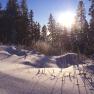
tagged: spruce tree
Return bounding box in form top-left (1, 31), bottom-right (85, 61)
top-left (88, 0), bottom-right (94, 54)
top-left (62, 27), bottom-right (71, 52)
top-left (76, 0), bottom-right (86, 30)
top-left (0, 2), bottom-right (2, 10)
top-left (89, 0), bottom-right (94, 31)
top-left (48, 14), bottom-right (56, 46)
top-left (20, 0), bottom-right (29, 45)
top-left (21, 0), bottom-right (28, 17)
top-left (29, 10), bottom-right (34, 38)
top-left (6, 0), bottom-right (19, 43)
top-left (36, 22), bottom-right (40, 41)
top-left (29, 10), bottom-right (34, 24)
top-left (41, 25), bottom-right (47, 41)
top-left (73, 0), bottom-right (89, 54)
top-left (6, 0), bottom-right (19, 17)
top-left (28, 10), bottom-right (34, 45)
top-left (0, 2), bottom-right (2, 43)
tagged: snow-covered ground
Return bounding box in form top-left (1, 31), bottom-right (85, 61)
top-left (0, 46), bottom-right (94, 94)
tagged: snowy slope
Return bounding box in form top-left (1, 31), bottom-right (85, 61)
top-left (0, 46), bottom-right (94, 94)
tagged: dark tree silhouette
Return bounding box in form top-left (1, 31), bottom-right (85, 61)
top-left (87, 0), bottom-right (94, 54)
top-left (0, 2), bottom-right (2, 10)
top-left (5, 0), bottom-right (19, 43)
top-left (89, 0), bottom-right (94, 31)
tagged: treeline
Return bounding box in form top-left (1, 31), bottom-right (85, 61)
top-left (0, 0), bottom-right (40, 46)
top-left (0, 0), bottom-right (94, 55)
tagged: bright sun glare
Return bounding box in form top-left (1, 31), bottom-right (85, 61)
top-left (57, 11), bottom-right (75, 28)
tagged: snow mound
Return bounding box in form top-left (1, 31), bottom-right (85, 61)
top-left (55, 53), bottom-right (81, 68)
top-left (5, 46), bottom-right (27, 56)
top-left (21, 53), bottom-right (83, 68)
top-left (22, 55), bottom-right (50, 68)
top-left (0, 51), bottom-right (11, 60)
top-left (0, 46), bottom-right (84, 68)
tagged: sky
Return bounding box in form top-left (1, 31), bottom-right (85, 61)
top-left (1, 0), bottom-right (90, 26)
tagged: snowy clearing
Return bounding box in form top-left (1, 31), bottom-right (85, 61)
top-left (0, 46), bottom-right (94, 94)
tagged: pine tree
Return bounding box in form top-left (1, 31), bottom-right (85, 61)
top-left (41, 25), bottom-right (47, 41)
top-left (20, 0), bottom-right (29, 45)
top-left (28, 10), bottom-right (34, 45)
top-left (6, 0), bottom-right (19, 17)
top-left (0, 2), bottom-right (2, 43)
top-left (5, 0), bottom-right (19, 43)
top-left (88, 0), bottom-right (94, 54)
top-left (0, 2), bottom-right (2, 10)
top-left (48, 14), bottom-right (56, 46)
top-left (29, 10), bottom-right (33, 24)
top-left (29, 10), bottom-right (34, 38)
top-left (36, 22), bottom-right (40, 41)
top-left (76, 0), bottom-right (87, 31)
top-left (21, 0), bottom-right (28, 17)
top-left (89, 0), bottom-right (94, 31)
top-left (72, 0), bottom-right (89, 54)
top-left (62, 27), bottom-right (71, 52)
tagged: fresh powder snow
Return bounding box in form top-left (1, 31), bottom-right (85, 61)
top-left (0, 46), bottom-right (94, 94)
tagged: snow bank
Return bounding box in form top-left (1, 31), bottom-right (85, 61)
top-left (4, 46), bottom-right (27, 56)
top-left (55, 53), bottom-right (80, 68)
top-left (0, 46), bottom-right (83, 68)
top-left (0, 51), bottom-right (11, 60)
top-left (0, 46), bottom-right (93, 94)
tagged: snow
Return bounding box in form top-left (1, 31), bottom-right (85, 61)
top-left (0, 46), bottom-right (94, 94)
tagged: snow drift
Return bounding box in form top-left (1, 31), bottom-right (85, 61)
top-left (0, 46), bottom-right (83, 68)
top-left (55, 53), bottom-right (80, 68)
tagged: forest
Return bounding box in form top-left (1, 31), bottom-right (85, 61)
top-left (0, 0), bottom-right (94, 56)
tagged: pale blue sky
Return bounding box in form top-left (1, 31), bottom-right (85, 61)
top-left (1, 0), bottom-right (90, 26)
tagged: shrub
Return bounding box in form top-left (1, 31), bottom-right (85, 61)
top-left (34, 41), bottom-right (51, 55)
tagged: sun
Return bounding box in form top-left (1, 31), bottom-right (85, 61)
top-left (57, 11), bottom-right (75, 28)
